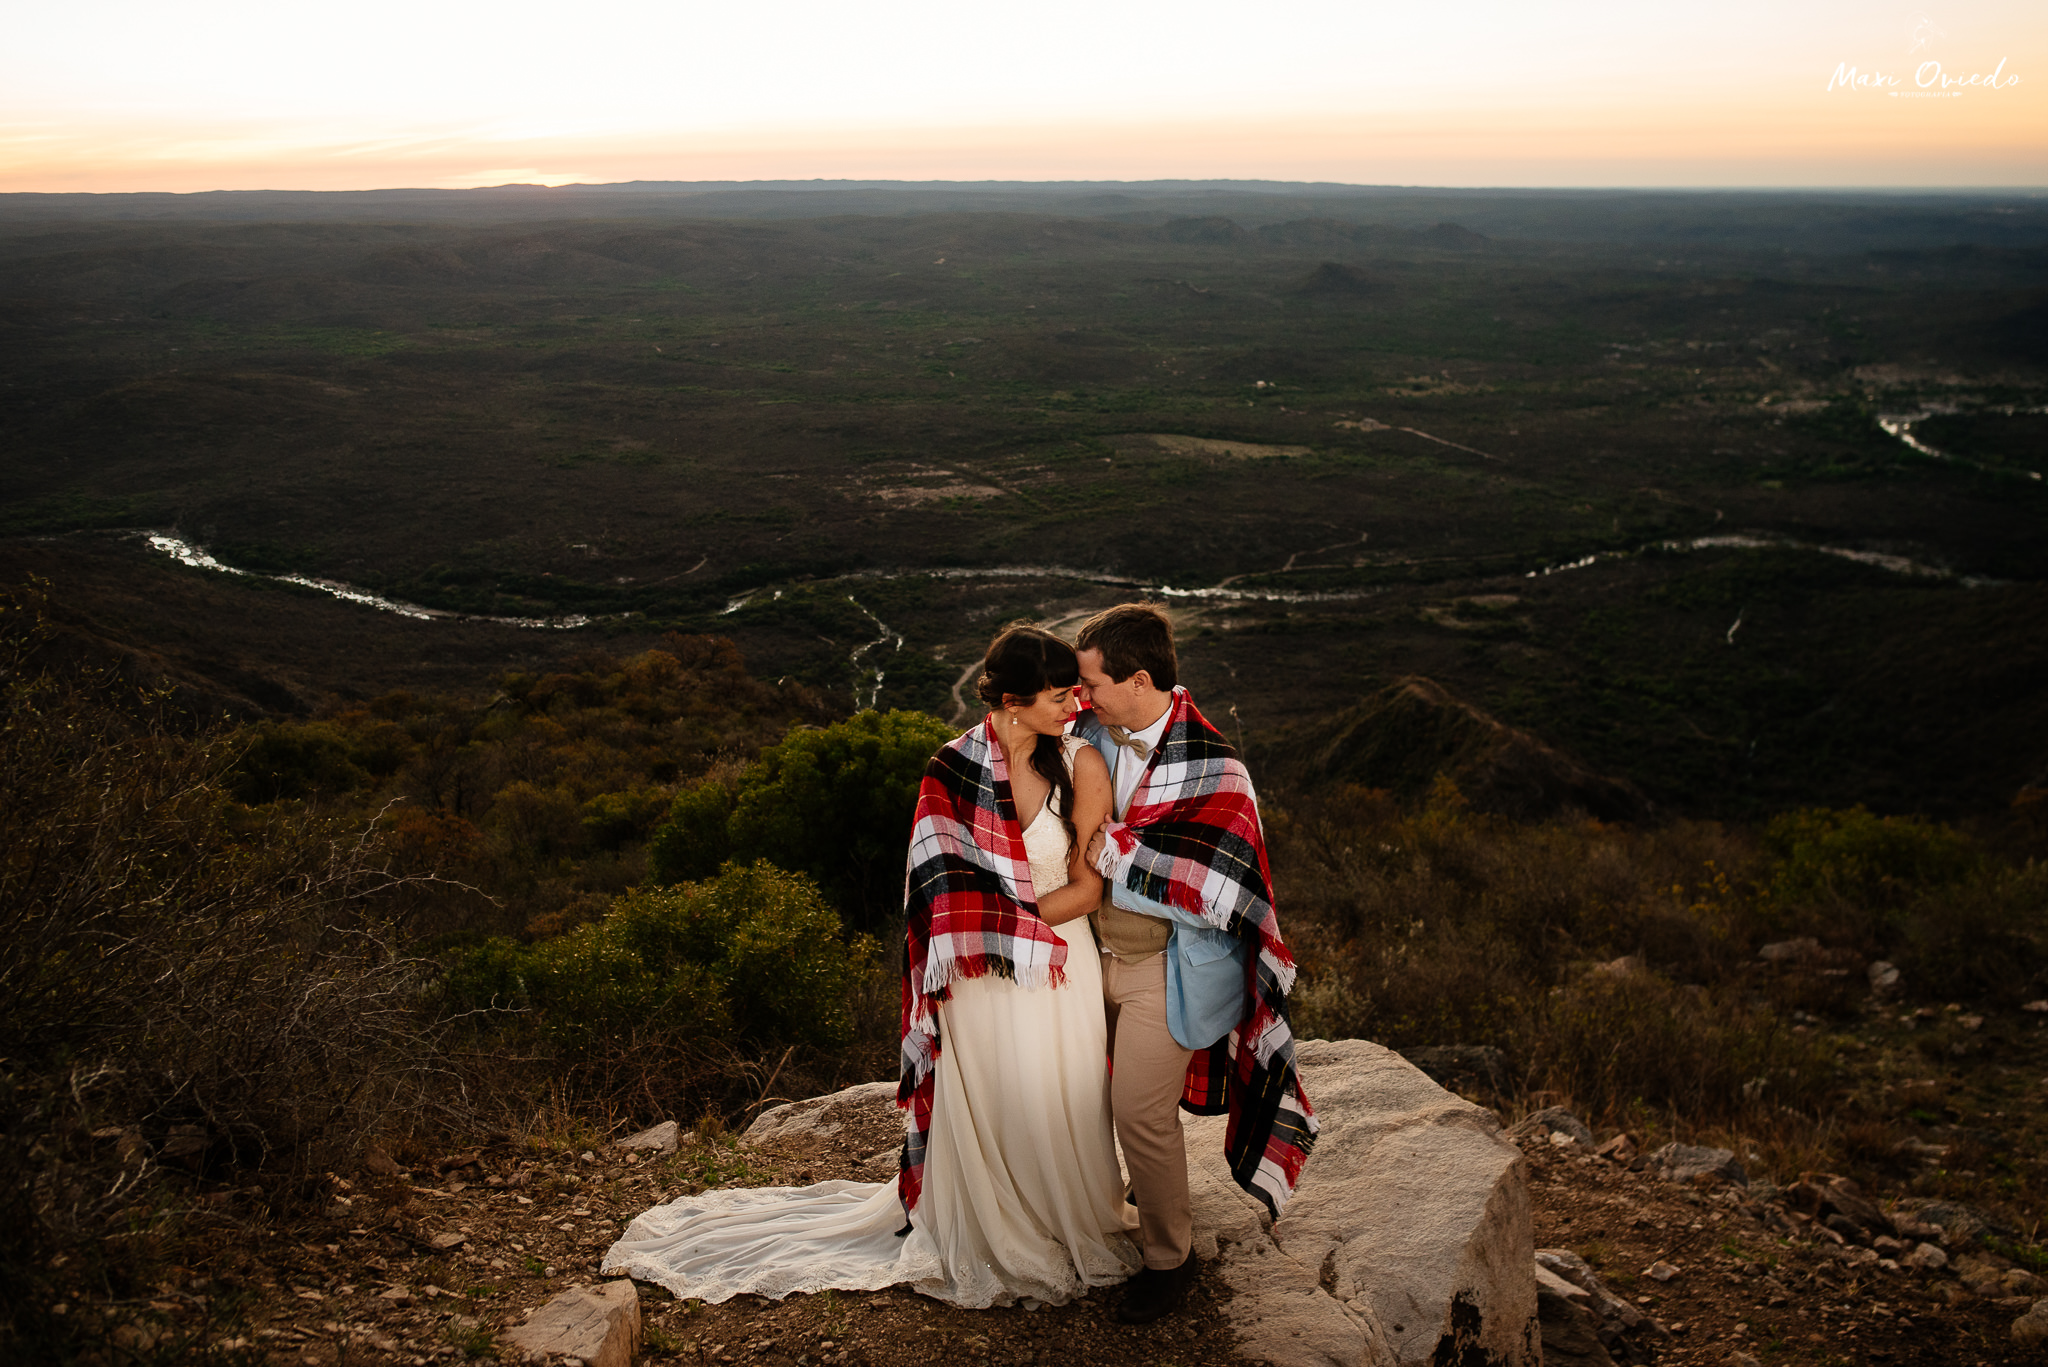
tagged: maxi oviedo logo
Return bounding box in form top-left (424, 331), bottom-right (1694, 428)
top-left (1827, 13), bottom-right (2020, 96)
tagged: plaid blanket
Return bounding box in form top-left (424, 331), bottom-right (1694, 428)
top-left (1080, 690), bottom-right (1317, 1217)
top-left (896, 718), bottom-right (1067, 1218)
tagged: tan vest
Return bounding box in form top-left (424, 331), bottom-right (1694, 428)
top-left (1094, 888), bottom-right (1170, 960)
top-left (1091, 750), bottom-right (1169, 960)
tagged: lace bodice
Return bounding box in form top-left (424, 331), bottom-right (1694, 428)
top-left (1021, 735), bottom-right (1085, 899)
top-left (1023, 805), bottom-right (1071, 900)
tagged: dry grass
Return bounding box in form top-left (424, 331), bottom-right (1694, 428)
top-left (1275, 778), bottom-right (2048, 1132)
top-left (0, 581), bottom-right (454, 1358)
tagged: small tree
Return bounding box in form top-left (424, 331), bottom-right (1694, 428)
top-left (647, 709), bottom-right (956, 930)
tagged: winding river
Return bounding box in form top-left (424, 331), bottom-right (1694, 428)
top-left (143, 533), bottom-right (599, 629)
top-left (143, 511), bottom-right (2005, 665)
top-left (1876, 409), bottom-right (2044, 482)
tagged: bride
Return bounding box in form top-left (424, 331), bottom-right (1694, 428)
top-left (602, 624), bottom-right (1141, 1308)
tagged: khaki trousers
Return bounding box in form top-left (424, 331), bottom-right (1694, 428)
top-left (1100, 950), bottom-right (1195, 1270)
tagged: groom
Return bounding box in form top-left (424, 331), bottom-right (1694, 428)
top-left (1072, 604), bottom-right (1315, 1326)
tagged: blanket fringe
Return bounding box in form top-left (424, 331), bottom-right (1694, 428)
top-left (921, 951), bottom-right (1066, 996)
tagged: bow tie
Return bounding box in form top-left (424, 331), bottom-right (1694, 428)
top-left (1105, 725), bottom-right (1152, 761)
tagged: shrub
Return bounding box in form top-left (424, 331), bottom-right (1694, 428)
top-left (646, 709), bottom-right (957, 930)
top-left (1897, 859), bottom-right (2048, 1000)
top-left (580, 785), bottom-right (671, 850)
top-left (0, 580), bottom-right (442, 1358)
top-left (1763, 805), bottom-right (1977, 912)
top-left (1529, 970), bottom-right (1832, 1120)
top-left (1278, 784), bottom-right (2048, 1131)
top-left (225, 720), bottom-right (370, 803)
top-left (443, 861), bottom-right (883, 1115)
top-left (646, 775), bottom-right (737, 883)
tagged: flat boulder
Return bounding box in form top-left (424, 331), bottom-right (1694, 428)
top-left (1644, 1142), bottom-right (1747, 1188)
top-left (744, 1081), bottom-right (898, 1144)
top-left (729, 1043), bottom-right (1538, 1366)
top-left (1186, 1038), bottom-right (1537, 1367)
top-left (505, 1280), bottom-right (640, 1367)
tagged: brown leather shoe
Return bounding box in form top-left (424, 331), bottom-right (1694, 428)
top-left (1116, 1251), bottom-right (1197, 1324)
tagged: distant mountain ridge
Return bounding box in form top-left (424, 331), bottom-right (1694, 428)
top-left (1260, 676), bottom-right (1654, 824)
top-left (2, 182), bottom-right (2042, 255)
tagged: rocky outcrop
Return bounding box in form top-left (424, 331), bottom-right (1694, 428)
top-left (745, 1081), bottom-right (898, 1144)
top-left (1184, 1038), bottom-right (1536, 1367)
top-left (742, 1043), bottom-right (1535, 1366)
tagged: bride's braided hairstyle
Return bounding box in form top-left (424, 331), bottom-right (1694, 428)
top-left (976, 624), bottom-right (1080, 857)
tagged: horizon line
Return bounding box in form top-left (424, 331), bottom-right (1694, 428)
top-left (6, 177), bottom-right (2048, 200)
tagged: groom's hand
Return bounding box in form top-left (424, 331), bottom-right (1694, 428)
top-left (1085, 827), bottom-right (1107, 872)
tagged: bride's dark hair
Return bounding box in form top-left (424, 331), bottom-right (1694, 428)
top-left (976, 624), bottom-right (1080, 856)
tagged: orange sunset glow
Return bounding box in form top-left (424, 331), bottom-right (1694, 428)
top-left (4, 0), bottom-right (2042, 193)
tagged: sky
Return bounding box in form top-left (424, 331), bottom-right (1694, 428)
top-left (2, 0), bottom-right (2043, 194)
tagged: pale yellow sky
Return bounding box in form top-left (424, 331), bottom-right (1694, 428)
top-left (3, 1), bottom-right (2042, 192)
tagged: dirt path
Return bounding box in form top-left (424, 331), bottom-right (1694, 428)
top-left (946, 607), bottom-right (1098, 723)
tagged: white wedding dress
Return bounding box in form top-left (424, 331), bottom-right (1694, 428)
top-left (601, 736), bottom-right (1140, 1308)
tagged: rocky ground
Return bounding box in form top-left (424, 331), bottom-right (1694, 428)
top-left (76, 999), bottom-right (2048, 1366)
top-left (99, 1102), bottom-right (1244, 1367)
top-left (1517, 1115), bottom-right (2048, 1367)
top-left (94, 1109), bottom-right (2047, 1367)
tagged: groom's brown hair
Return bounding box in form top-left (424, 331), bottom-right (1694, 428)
top-left (1075, 603), bottom-right (1177, 692)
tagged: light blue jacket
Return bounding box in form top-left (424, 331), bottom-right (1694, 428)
top-left (1080, 718), bottom-right (1251, 1051)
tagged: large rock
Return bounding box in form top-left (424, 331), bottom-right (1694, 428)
top-left (745, 1081), bottom-right (898, 1144)
top-left (505, 1280), bottom-right (640, 1367)
top-left (1186, 1038), bottom-right (1536, 1367)
top-left (732, 1043), bottom-right (1536, 1367)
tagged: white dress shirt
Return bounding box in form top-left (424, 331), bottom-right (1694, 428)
top-left (1111, 705), bottom-right (1173, 818)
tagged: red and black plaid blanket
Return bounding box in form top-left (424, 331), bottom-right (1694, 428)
top-left (895, 718), bottom-right (1067, 1218)
top-left (1082, 690), bottom-right (1317, 1217)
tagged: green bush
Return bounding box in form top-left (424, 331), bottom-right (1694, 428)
top-left (226, 720), bottom-right (369, 804)
top-left (579, 785), bottom-right (671, 850)
top-left (646, 709), bottom-right (957, 929)
top-left (447, 860), bottom-right (877, 1055)
top-left (1763, 806), bottom-right (1977, 912)
top-left (646, 775), bottom-right (737, 882)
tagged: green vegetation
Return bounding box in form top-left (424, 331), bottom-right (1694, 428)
top-left (3, 193), bottom-right (2041, 818)
top-left (1278, 776), bottom-right (2048, 1219)
top-left (647, 708), bottom-right (957, 930)
top-left (444, 861), bottom-right (883, 1114)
